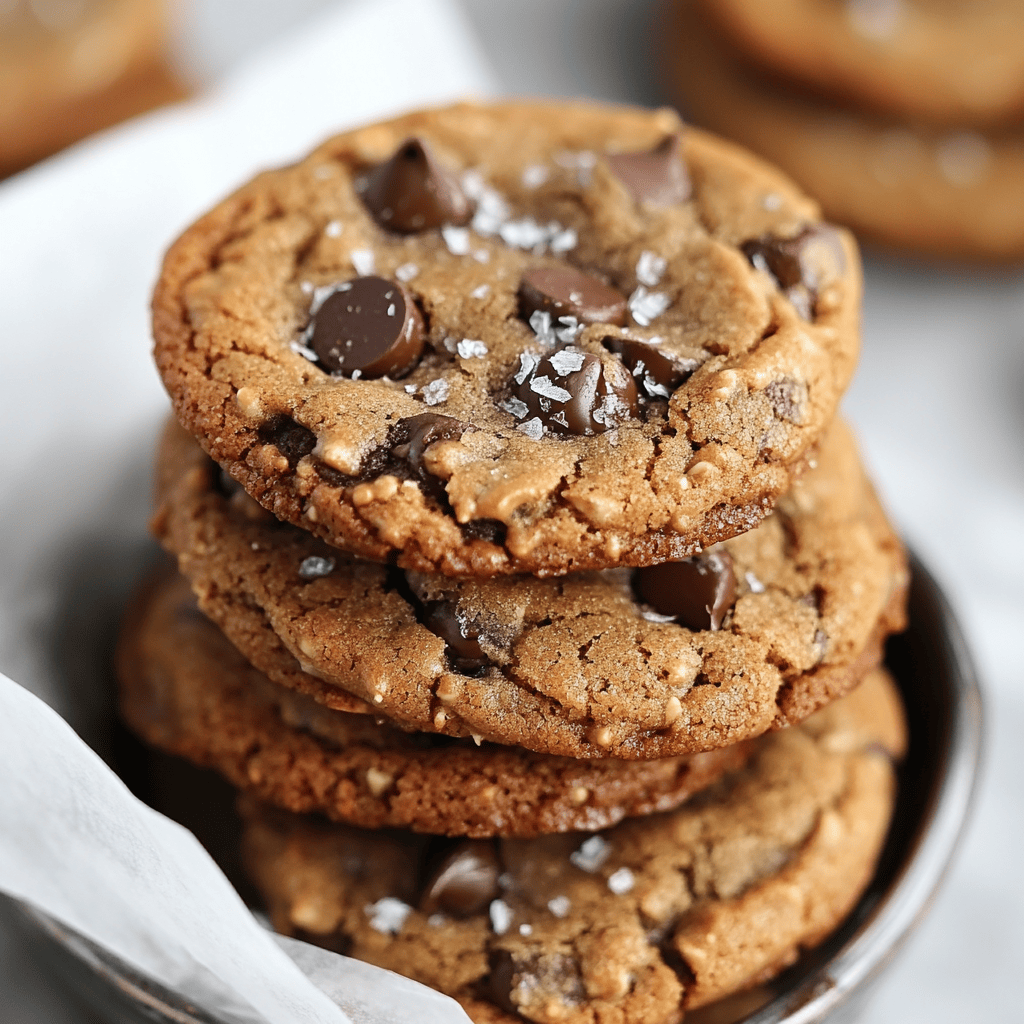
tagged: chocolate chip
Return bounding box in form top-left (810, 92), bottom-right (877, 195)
top-left (602, 336), bottom-right (699, 399)
top-left (419, 841), bottom-right (501, 917)
top-left (511, 346), bottom-right (639, 436)
top-left (311, 276), bottom-right (424, 379)
top-left (741, 225), bottom-right (845, 320)
top-left (606, 133), bottom-right (691, 206)
top-left (518, 267), bottom-right (627, 327)
top-left (360, 137), bottom-right (472, 233)
top-left (422, 599), bottom-right (490, 674)
top-left (391, 412), bottom-right (472, 473)
top-left (258, 417), bottom-right (317, 468)
top-left (633, 550), bottom-right (737, 631)
top-left (487, 949), bottom-right (585, 1015)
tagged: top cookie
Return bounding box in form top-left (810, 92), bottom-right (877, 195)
top-left (153, 100), bottom-right (861, 577)
top-left (700, 0), bottom-right (1024, 127)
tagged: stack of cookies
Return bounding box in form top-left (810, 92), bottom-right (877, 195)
top-left (662, 0), bottom-right (1024, 260)
top-left (119, 101), bottom-right (910, 1022)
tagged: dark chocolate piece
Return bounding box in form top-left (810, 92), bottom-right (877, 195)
top-left (360, 138), bottom-right (472, 233)
top-left (488, 949), bottom-right (586, 1015)
top-left (422, 600), bottom-right (489, 674)
top-left (633, 550), bottom-right (737, 631)
top-left (518, 267), bottom-right (627, 327)
top-left (511, 346), bottom-right (639, 435)
top-left (606, 133), bottom-right (691, 206)
top-left (311, 276), bottom-right (424, 378)
top-left (602, 336), bottom-right (699, 399)
top-left (391, 413), bottom-right (472, 475)
top-left (741, 225), bottom-right (845, 320)
top-left (419, 841), bottom-right (501, 917)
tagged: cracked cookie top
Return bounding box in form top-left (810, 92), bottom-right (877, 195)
top-left (117, 566), bottom-right (750, 838)
top-left (153, 417), bottom-right (906, 759)
top-left (152, 100), bottom-right (861, 577)
top-left (240, 668), bottom-right (906, 1024)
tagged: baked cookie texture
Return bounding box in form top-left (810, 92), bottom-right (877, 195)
top-left (153, 416), bottom-right (907, 759)
top-left (152, 100), bottom-right (862, 577)
top-left (241, 668), bottom-right (907, 1024)
top-left (665, 3), bottom-right (1024, 260)
top-left (117, 567), bottom-right (750, 838)
top-left (701, 0), bottom-right (1024, 127)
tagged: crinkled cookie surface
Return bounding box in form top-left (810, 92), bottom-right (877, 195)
top-left (117, 567), bottom-right (749, 838)
top-left (241, 668), bottom-right (906, 1024)
top-left (153, 100), bottom-right (861, 576)
top-left (153, 417), bottom-right (906, 759)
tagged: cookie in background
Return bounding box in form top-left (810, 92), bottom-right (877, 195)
top-left (0, 0), bottom-right (185, 177)
top-left (661, 0), bottom-right (1024, 260)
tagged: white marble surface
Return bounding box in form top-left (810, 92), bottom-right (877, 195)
top-left (2, 0), bottom-right (1022, 1019)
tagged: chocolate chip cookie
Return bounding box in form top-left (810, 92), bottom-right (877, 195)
top-left (241, 668), bottom-right (906, 1024)
top-left (152, 416), bottom-right (907, 760)
top-left (152, 100), bottom-right (861, 577)
top-left (663, 2), bottom-right (1024, 259)
top-left (117, 566), bottom-right (749, 837)
top-left (700, 0), bottom-right (1024, 127)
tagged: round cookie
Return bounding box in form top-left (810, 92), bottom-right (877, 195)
top-left (241, 668), bottom-right (907, 1024)
top-left (663, 2), bottom-right (1024, 260)
top-left (0, 0), bottom-right (183, 177)
top-left (152, 416), bottom-right (908, 760)
top-left (700, 0), bottom-right (1024, 128)
top-left (152, 100), bottom-right (862, 577)
top-left (117, 566), bottom-right (749, 838)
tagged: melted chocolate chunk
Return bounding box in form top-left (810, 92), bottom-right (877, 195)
top-left (311, 276), bottom-right (424, 378)
top-left (390, 413), bottom-right (470, 473)
top-left (488, 949), bottom-right (586, 1015)
top-left (512, 346), bottom-right (639, 435)
top-left (258, 417), bottom-right (317, 468)
top-left (360, 137), bottom-right (472, 233)
top-left (422, 600), bottom-right (490, 674)
top-left (606, 133), bottom-right (691, 206)
top-left (602, 336), bottom-right (699, 399)
top-left (518, 267), bottom-right (627, 327)
top-left (741, 225), bottom-right (845, 321)
top-left (633, 550), bottom-right (737, 631)
top-left (419, 841), bottom-right (501, 917)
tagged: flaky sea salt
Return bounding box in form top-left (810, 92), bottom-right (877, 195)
top-left (570, 835), bottom-right (610, 873)
top-left (636, 251), bottom-right (667, 287)
top-left (442, 225), bottom-right (471, 255)
top-left (489, 899), bottom-right (513, 935)
top-left (298, 556), bottom-right (335, 580)
top-left (745, 571), bottom-right (766, 594)
top-left (395, 262), bottom-right (419, 282)
top-left (471, 284), bottom-right (491, 299)
top-left (324, 220), bottom-right (343, 238)
top-left (365, 898), bottom-right (411, 934)
top-left (421, 378), bottom-right (451, 406)
top-left (522, 164), bottom-right (549, 189)
top-left (350, 249), bottom-right (375, 275)
top-left (629, 287), bottom-right (671, 326)
top-left (607, 868), bottom-right (635, 895)
top-left (547, 896), bottom-right (571, 918)
top-left (457, 339), bottom-right (488, 359)
top-left (517, 417), bottom-right (545, 440)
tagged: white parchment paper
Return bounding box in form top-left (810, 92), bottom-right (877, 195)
top-left (0, 0), bottom-right (493, 1019)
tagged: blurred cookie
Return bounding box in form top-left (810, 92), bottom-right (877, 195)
top-left (700, 0), bottom-right (1024, 127)
top-left (663, 2), bottom-right (1024, 259)
top-left (0, 0), bottom-right (183, 176)
top-left (241, 668), bottom-right (907, 1024)
top-left (152, 100), bottom-right (862, 577)
top-left (152, 416), bottom-right (907, 759)
top-left (116, 566), bottom-right (749, 838)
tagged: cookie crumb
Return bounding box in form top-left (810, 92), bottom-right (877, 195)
top-left (365, 767), bottom-right (394, 797)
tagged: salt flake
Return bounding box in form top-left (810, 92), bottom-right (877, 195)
top-left (350, 249), bottom-right (375, 275)
top-left (365, 897), bottom-right (411, 934)
top-left (570, 835), bottom-right (610, 873)
top-left (607, 868), bottom-right (635, 895)
top-left (457, 339), bottom-right (488, 359)
top-left (421, 379), bottom-right (451, 406)
top-left (490, 899), bottom-right (513, 935)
